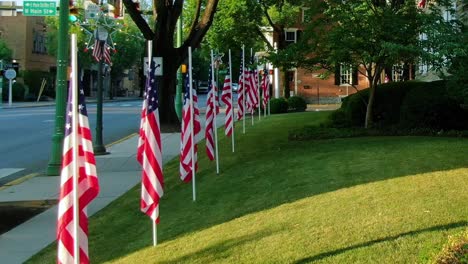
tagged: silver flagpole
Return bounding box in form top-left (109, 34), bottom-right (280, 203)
top-left (71, 33), bottom-right (80, 264)
top-left (242, 45), bottom-right (246, 134)
top-left (146, 40), bottom-right (157, 247)
top-left (211, 50), bottom-right (220, 174)
top-left (188, 46), bottom-right (196, 201)
top-left (229, 49), bottom-right (234, 153)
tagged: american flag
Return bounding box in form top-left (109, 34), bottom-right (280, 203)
top-left (180, 74), bottom-right (201, 182)
top-left (237, 55), bottom-right (245, 121)
top-left (262, 69), bottom-right (270, 110)
top-left (92, 40), bottom-right (112, 65)
top-left (138, 64), bottom-right (164, 223)
top-left (57, 78), bottom-right (99, 264)
top-left (205, 66), bottom-right (219, 161)
top-left (246, 60), bottom-right (259, 113)
top-left (418, 0), bottom-right (426, 8)
top-left (221, 74), bottom-right (233, 136)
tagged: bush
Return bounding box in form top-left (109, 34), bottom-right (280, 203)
top-left (22, 70), bottom-right (54, 98)
top-left (288, 96), bottom-right (307, 112)
top-left (338, 81), bottom-right (424, 127)
top-left (2, 81), bottom-right (26, 101)
top-left (270, 97), bottom-right (288, 114)
top-left (400, 80), bottom-right (468, 130)
top-left (432, 230), bottom-right (468, 264)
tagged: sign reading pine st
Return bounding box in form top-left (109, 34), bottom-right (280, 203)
top-left (23, 1), bottom-right (57, 16)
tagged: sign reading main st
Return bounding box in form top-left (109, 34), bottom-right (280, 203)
top-left (23, 1), bottom-right (57, 16)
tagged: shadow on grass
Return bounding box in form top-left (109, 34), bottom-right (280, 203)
top-left (26, 112), bottom-right (468, 263)
top-left (293, 221), bottom-right (468, 264)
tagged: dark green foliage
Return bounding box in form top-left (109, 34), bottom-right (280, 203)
top-left (339, 81), bottom-right (424, 127)
top-left (270, 97), bottom-right (288, 114)
top-left (22, 71), bottom-right (54, 98)
top-left (2, 82), bottom-right (26, 101)
top-left (400, 81), bottom-right (468, 130)
top-left (329, 80), bottom-right (468, 130)
top-left (289, 125), bottom-right (468, 141)
top-left (287, 96), bottom-right (307, 112)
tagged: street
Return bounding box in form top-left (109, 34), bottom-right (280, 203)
top-left (0, 100), bottom-right (143, 185)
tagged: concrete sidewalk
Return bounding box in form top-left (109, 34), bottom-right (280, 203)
top-left (0, 132), bottom-right (182, 263)
top-left (0, 96), bottom-right (141, 109)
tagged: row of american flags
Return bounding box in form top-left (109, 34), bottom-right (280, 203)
top-left (56, 42), bottom-right (272, 263)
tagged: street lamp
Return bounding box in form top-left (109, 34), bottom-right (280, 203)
top-left (46, 0), bottom-right (70, 175)
top-left (93, 26), bottom-right (109, 155)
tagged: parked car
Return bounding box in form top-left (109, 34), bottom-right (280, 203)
top-left (198, 80), bottom-right (209, 93)
top-left (232, 83), bottom-right (239, 93)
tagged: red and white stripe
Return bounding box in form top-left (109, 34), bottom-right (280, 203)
top-left (57, 100), bottom-right (99, 264)
top-left (221, 75), bottom-right (233, 136)
top-left (205, 81), bottom-right (219, 161)
top-left (247, 69), bottom-right (259, 113)
top-left (92, 40), bottom-right (102, 63)
top-left (180, 87), bottom-right (201, 182)
top-left (236, 74), bottom-right (245, 121)
top-left (140, 111), bottom-right (163, 222)
top-left (139, 74), bottom-right (164, 223)
top-left (262, 71), bottom-right (270, 109)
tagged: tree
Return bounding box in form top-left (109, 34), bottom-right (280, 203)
top-left (253, 0), bottom-right (312, 98)
top-left (0, 38), bottom-right (13, 61)
top-left (123, 0), bottom-right (220, 126)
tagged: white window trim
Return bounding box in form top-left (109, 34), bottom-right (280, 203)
top-left (302, 8), bottom-right (310, 23)
top-left (285, 28), bottom-right (298, 43)
top-left (340, 64), bottom-right (352, 86)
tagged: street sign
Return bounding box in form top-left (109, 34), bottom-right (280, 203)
top-left (85, 4), bottom-right (100, 19)
top-left (143, 57), bottom-right (163, 76)
top-left (4, 69), bottom-right (16, 80)
top-left (23, 1), bottom-right (57, 16)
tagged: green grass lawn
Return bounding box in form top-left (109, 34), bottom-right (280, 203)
top-left (27, 112), bottom-right (468, 263)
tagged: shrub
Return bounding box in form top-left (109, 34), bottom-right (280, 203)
top-left (400, 80), bottom-right (468, 130)
top-left (329, 81), bottom-right (437, 128)
top-left (270, 97), bottom-right (288, 114)
top-left (432, 230), bottom-right (468, 264)
top-left (2, 81), bottom-right (26, 101)
top-left (22, 70), bottom-right (54, 97)
top-left (288, 96), bottom-right (307, 112)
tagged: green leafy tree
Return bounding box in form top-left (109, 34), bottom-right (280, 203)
top-left (0, 38), bottom-right (13, 61)
top-left (290, 0), bottom-right (460, 128)
top-left (123, 0), bottom-right (220, 125)
top-left (254, 0), bottom-right (316, 98)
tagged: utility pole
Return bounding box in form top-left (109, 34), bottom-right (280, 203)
top-left (46, 0), bottom-right (69, 175)
top-left (93, 27), bottom-right (109, 155)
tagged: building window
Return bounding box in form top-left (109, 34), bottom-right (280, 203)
top-left (443, 1), bottom-right (457, 22)
top-left (33, 30), bottom-right (47, 54)
top-left (340, 64), bottom-right (352, 85)
top-left (302, 8), bottom-right (310, 23)
top-left (285, 29), bottom-right (297, 44)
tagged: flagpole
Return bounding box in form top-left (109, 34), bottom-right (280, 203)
top-left (242, 45), bottom-right (246, 134)
top-left (211, 50), bottom-right (220, 174)
top-left (250, 48), bottom-right (254, 126)
top-left (188, 46), bottom-right (196, 201)
top-left (146, 40), bottom-right (158, 247)
top-left (71, 34), bottom-right (80, 264)
top-left (257, 57), bottom-right (261, 121)
top-left (229, 49), bottom-right (234, 153)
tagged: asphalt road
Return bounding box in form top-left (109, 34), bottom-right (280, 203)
top-left (0, 100), bottom-right (143, 185)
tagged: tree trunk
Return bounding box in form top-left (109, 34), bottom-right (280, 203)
top-left (365, 83), bottom-right (375, 128)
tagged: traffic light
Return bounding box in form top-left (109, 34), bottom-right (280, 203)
top-left (69, 1), bottom-right (78, 22)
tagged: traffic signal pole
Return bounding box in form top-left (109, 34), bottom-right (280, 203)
top-left (46, 0), bottom-right (69, 175)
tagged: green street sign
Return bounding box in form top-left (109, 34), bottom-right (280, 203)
top-left (23, 1), bottom-right (57, 16)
